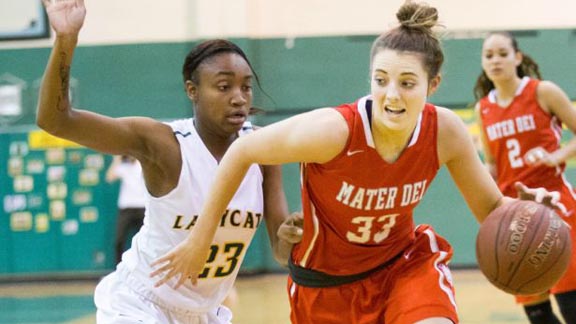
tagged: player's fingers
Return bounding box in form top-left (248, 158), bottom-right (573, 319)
top-left (150, 254), bottom-right (172, 268)
top-left (286, 225), bottom-right (303, 235)
top-left (278, 225), bottom-right (303, 243)
top-left (153, 275), bottom-right (169, 288)
top-left (533, 188), bottom-right (546, 204)
top-left (550, 191), bottom-right (560, 205)
top-left (295, 227), bottom-right (303, 236)
top-left (149, 262), bottom-right (173, 278)
top-left (290, 211), bottom-right (304, 220)
top-left (154, 268), bottom-right (178, 287)
top-left (524, 153), bottom-right (536, 165)
top-left (524, 148), bottom-right (546, 165)
top-left (542, 191), bottom-right (560, 207)
top-left (514, 182), bottom-right (530, 199)
top-left (514, 181), bottom-right (526, 191)
top-left (41, 0), bottom-right (52, 7)
top-left (174, 274), bottom-right (188, 289)
top-left (293, 217), bottom-right (304, 227)
top-left (282, 235), bottom-right (302, 244)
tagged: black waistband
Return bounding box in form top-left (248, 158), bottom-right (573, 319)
top-left (288, 251), bottom-right (403, 288)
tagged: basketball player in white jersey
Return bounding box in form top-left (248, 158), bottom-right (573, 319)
top-left (38, 1), bottom-right (302, 323)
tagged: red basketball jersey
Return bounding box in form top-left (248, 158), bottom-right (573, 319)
top-left (478, 77), bottom-right (572, 199)
top-left (291, 96), bottom-right (441, 275)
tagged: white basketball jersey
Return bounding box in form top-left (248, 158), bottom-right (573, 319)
top-left (117, 118), bottom-right (264, 314)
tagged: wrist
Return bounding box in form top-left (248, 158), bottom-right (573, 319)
top-left (55, 33), bottom-right (79, 45)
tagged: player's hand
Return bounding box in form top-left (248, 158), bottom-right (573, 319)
top-left (277, 211), bottom-right (304, 244)
top-left (523, 147), bottom-right (559, 167)
top-left (41, 0), bottom-right (86, 36)
top-left (150, 237), bottom-right (211, 289)
top-left (514, 181), bottom-right (561, 209)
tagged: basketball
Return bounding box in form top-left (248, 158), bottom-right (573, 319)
top-left (476, 200), bottom-right (572, 295)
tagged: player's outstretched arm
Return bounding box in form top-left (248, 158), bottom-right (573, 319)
top-left (37, 0), bottom-right (86, 135)
top-left (37, 0), bottom-right (171, 159)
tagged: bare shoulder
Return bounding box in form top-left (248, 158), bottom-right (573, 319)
top-left (126, 117), bottom-right (180, 161)
top-left (436, 106), bottom-right (468, 134)
top-left (536, 80), bottom-right (566, 104)
top-left (307, 107), bottom-right (348, 131)
top-left (435, 106), bottom-right (474, 164)
top-left (537, 80), bottom-right (562, 95)
top-left (130, 117), bottom-right (182, 196)
top-left (301, 107), bottom-right (349, 145)
top-left (536, 80), bottom-right (572, 113)
top-left (473, 101), bottom-right (481, 113)
top-left (126, 116), bottom-right (175, 144)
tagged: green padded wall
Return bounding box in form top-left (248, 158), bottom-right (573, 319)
top-left (1, 29), bottom-right (576, 276)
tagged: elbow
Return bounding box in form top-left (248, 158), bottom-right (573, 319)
top-left (36, 118), bottom-right (63, 137)
top-left (36, 107), bottom-right (67, 136)
top-left (36, 107), bottom-right (56, 132)
top-left (36, 115), bottom-right (50, 132)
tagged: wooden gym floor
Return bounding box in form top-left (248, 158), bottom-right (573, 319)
top-left (0, 269), bottom-right (558, 324)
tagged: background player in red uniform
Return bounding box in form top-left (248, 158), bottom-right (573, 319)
top-left (474, 31), bottom-right (576, 324)
top-left (152, 2), bottom-right (561, 323)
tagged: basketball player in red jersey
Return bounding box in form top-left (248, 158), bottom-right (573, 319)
top-left (475, 32), bottom-right (576, 324)
top-left (152, 3), bottom-right (561, 324)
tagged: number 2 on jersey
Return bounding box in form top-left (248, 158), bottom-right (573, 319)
top-left (507, 138), bottom-right (524, 168)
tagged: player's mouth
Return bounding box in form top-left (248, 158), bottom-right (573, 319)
top-left (226, 111), bottom-right (247, 125)
top-left (489, 67), bottom-right (503, 75)
top-left (385, 105), bottom-right (406, 115)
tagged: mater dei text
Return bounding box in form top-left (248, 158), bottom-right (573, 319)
top-left (485, 114), bottom-right (537, 141)
top-left (336, 180), bottom-right (428, 210)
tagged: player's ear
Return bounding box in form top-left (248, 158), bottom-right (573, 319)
top-left (427, 74), bottom-right (442, 96)
top-left (515, 51), bottom-right (523, 67)
top-left (185, 80), bottom-right (198, 102)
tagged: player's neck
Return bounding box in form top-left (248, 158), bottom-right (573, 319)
top-left (193, 120), bottom-right (238, 162)
top-left (372, 125), bottom-right (413, 164)
top-left (494, 77), bottom-right (522, 103)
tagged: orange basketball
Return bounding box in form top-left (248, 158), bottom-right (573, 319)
top-left (476, 200), bottom-right (571, 295)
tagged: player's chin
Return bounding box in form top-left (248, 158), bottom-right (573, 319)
top-left (221, 120), bottom-right (245, 134)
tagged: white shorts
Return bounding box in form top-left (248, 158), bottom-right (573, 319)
top-left (94, 272), bottom-right (232, 324)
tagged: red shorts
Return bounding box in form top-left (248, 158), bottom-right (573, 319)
top-left (516, 190), bottom-right (576, 304)
top-left (287, 225), bottom-right (458, 324)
